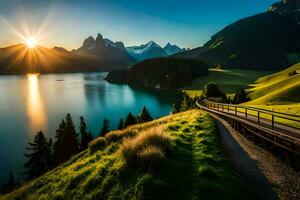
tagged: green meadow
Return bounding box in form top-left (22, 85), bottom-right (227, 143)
top-left (183, 63), bottom-right (300, 128)
top-left (1, 110), bottom-right (257, 200)
top-left (182, 68), bottom-right (273, 97)
top-left (244, 63), bottom-right (300, 128)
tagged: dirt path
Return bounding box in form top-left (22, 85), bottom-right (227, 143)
top-left (215, 119), bottom-right (278, 200)
top-left (213, 113), bottom-right (300, 200)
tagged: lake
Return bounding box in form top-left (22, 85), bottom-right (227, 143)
top-left (0, 72), bottom-right (178, 185)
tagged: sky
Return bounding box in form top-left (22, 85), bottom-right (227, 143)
top-left (0, 0), bottom-right (276, 50)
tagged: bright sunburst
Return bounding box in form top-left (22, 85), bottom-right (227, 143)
top-left (25, 37), bottom-right (37, 48)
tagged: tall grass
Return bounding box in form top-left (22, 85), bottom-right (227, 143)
top-left (120, 126), bottom-right (173, 172)
top-left (89, 137), bottom-right (107, 154)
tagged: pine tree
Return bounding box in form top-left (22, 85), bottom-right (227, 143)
top-left (233, 89), bottom-right (251, 104)
top-left (181, 93), bottom-right (190, 111)
top-left (79, 116), bottom-right (93, 150)
top-left (2, 172), bottom-right (16, 193)
top-left (46, 138), bottom-right (53, 168)
top-left (138, 106), bottom-right (153, 122)
top-left (172, 103), bottom-right (178, 114)
top-left (53, 114), bottom-right (79, 166)
top-left (203, 82), bottom-right (226, 98)
top-left (118, 118), bottom-right (124, 130)
top-left (53, 119), bottom-right (67, 166)
top-left (24, 131), bottom-right (52, 179)
top-left (125, 112), bottom-right (137, 128)
top-left (100, 118), bottom-right (110, 136)
top-left (65, 113), bottom-right (79, 154)
top-left (87, 131), bottom-right (93, 144)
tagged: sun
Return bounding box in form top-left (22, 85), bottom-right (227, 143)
top-left (25, 37), bottom-right (37, 48)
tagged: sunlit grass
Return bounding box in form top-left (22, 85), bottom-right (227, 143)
top-left (182, 68), bottom-right (273, 98)
top-left (241, 63), bottom-right (300, 128)
top-left (238, 104), bottom-right (300, 128)
top-left (1, 110), bottom-right (258, 200)
top-left (247, 63), bottom-right (300, 104)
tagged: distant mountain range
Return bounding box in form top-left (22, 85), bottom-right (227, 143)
top-left (0, 33), bottom-right (186, 74)
top-left (176, 1), bottom-right (300, 70)
top-left (1, 0), bottom-right (299, 74)
top-left (72, 33), bottom-right (135, 67)
top-left (0, 34), bottom-right (135, 74)
top-left (126, 41), bottom-right (185, 61)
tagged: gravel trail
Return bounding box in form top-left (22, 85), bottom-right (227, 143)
top-left (216, 120), bottom-right (278, 200)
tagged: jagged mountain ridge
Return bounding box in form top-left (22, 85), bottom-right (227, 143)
top-left (73, 33), bottom-right (135, 66)
top-left (0, 34), bottom-right (139, 74)
top-left (126, 41), bottom-right (185, 61)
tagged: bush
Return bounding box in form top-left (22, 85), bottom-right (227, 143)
top-left (233, 88), bottom-right (251, 104)
top-left (89, 137), bottom-right (107, 154)
top-left (203, 82), bottom-right (226, 99)
top-left (138, 146), bottom-right (165, 172)
top-left (120, 126), bottom-right (173, 172)
top-left (288, 70), bottom-right (297, 76)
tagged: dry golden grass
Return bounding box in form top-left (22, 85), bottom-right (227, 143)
top-left (120, 126), bottom-right (172, 172)
top-left (88, 137), bottom-right (107, 154)
top-left (104, 130), bottom-right (136, 143)
top-left (137, 146), bottom-right (165, 172)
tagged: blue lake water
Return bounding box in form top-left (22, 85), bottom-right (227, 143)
top-left (0, 72), bottom-right (178, 185)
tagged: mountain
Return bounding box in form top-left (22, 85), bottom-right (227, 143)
top-left (176, 10), bottom-right (300, 70)
top-left (126, 41), bottom-right (185, 61)
top-left (0, 44), bottom-right (100, 74)
top-left (126, 41), bottom-right (167, 61)
top-left (73, 34), bottom-right (135, 68)
top-left (269, 0), bottom-right (300, 24)
top-left (0, 34), bottom-right (136, 75)
top-left (163, 43), bottom-right (185, 55)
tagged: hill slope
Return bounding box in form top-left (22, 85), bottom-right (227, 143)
top-left (176, 12), bottom-right (300, 70)
top-left (247, 63), bottom-right (300, 104)
top-left (1, 110), bottom-right (258, 200)
top-left (242, 63), bottom-right (300, 127)
top-left (0, 44), bottom-right (99, 74)
top-left (182, 68), bottom-right (273, 97)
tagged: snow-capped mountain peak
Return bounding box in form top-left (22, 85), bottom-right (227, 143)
top-left (126, 41), bottom-right (166, 61)
top-left (163, 43), bottom-right (185, 55)
top-left (126, 41), bottom-right (185, 60)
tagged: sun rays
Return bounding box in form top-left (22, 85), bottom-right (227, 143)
top-left (25, 37), bottom-right (37, 48)
top-left (0, 15), bottom-right (66, 73)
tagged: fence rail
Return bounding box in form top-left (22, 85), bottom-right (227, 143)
top-left (196, 99), bottom-right (300, 156)
top-left (200, 100), bottom-right (300, 130)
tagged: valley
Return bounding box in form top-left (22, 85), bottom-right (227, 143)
top-left (1, 0), bottom-right (300, 199)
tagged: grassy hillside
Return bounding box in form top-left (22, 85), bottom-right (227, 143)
top-left (243, 63), bottom-right (300, 128)
top-left (1, 110), bottom-right (258, 200)
top-left (176, 12), bottom-right (300, 70)
top-left (247, 63), bottom-right (300, 104)
top-left (183, 68), bottom-right (272, 97)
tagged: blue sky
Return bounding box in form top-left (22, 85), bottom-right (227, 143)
top-left (0, 0), bottom-right (275, 49)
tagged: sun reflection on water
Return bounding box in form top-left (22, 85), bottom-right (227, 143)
top-left (26, 74), bottom-right (47, 134)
